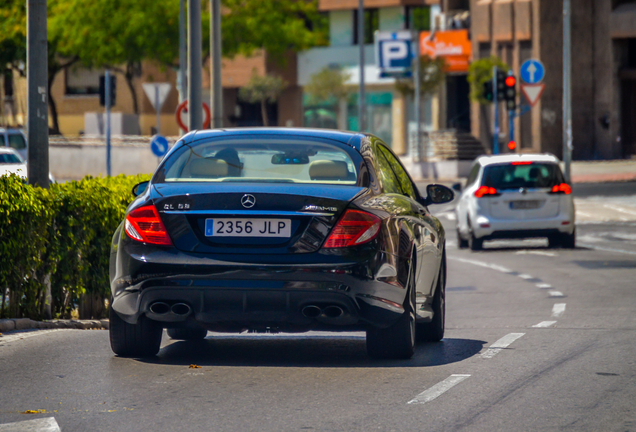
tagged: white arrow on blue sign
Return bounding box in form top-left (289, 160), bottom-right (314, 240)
top-left (520, 59), bottom-right (545, 84)
top-left (150, 134), bottom-right (170, 157)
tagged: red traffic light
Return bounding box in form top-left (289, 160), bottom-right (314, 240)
top-left (508, 141), bottom-right (517, 150)
top-left (505, 76), bottom-right (516, 87)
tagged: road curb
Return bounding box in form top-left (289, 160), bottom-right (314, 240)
top-left (0, 318), bottom-right (109, 334)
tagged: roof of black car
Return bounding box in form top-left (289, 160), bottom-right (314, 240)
top-left (188, 128), bottom-right (370, 150)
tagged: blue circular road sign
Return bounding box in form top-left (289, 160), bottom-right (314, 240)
top-left (150, 135), bottom-right (170, 157)
top-left (520, 59), bottom-right (545, 84)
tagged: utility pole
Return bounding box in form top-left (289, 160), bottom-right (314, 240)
top-left (563, 0), bottom-right (573, 182)
top-left (413, 32), bottom-right (421, 162)
top-left (178, 0), bottom-right (187, 131)
top-left (26, 0), bottom-right (49, 189)
top-left (105, 70), bottom-right (112, 176)
top-left (493, 66), bottom-right (499, 155)
top-left (187, 0), bottom-right (202, 131)
top-left (211, 0), bottom-right (223, 128)
top-left (358, 0), bottom-right (365, 132)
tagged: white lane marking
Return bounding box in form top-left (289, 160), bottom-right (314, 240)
top-left (536, 283), bottom-right (552, 289)
top-left (552, 303), bottom-right (567, 317)
top-left (603, 204), bottom-right (636, 217)
top-left (449, 257), bottom-right (513, 274)
top-left (0, 417), bottom-right (61, 432)
top-left (548, 291), bottom-right (565, 298)
top-left (532, 321), bottom-right (557, 328)
top-left (481, 333), bottom-right (525, 359)
top-left (578, 243), bottom-right (636, 256)
top-left (519, 274), bottom-right (534, 280)
top-left (0, 329), bottom-right (72, 346)
top-left (515, 250), bottom-right (557, 257)
top-left (407, 374), bottom-right (471, 405)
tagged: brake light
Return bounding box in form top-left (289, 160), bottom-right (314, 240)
top-left (323, 209), bottom-right (381, 248)
top-left (550, 183), bottom-right (572, 195)
top-left (474, 186), bottom-right (499, 198)
top-left (125, 205), bottom-right (172, 246)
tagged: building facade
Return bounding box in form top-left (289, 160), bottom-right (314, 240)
top-left (471, 0), bottom-right (636, 160)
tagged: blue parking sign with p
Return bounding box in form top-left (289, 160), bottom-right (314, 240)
top-left (375, 31), bottom-right (414, 78)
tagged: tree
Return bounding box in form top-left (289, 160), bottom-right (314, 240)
top-left (304, 67), bottom-right (353, 130)
top-left (221, 0), bottom-right (328, 62)
top-left (467, 56), bottom-right (509, 104)
top-left (238, 70), bottom-right (287, 126)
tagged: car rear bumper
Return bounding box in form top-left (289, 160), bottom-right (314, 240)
top-left (110, 243), bottom-right (408, 331)
top-left (472, 214), bottom-right (575, 239)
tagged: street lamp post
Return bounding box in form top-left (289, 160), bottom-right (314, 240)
top-left (187, 0), bottom-right (202, 131)
top-left (563, 0), bottom-right (573, 182)
top-left (358, 0), bottom-right (365, 132)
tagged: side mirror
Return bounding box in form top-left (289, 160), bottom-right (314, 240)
top-left (132, 181), bottom-right (149, 197)
top-left (424, 184), bottom-right (454, 206)
top-left (452, 182), bottom-right (462, 192)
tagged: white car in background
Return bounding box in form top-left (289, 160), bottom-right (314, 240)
top-left (0, 147), bottom-right (27, 178)
top-left (0, 128), bottom-right (28, 160)
top-left (454, 154), bottom-right (575, 251)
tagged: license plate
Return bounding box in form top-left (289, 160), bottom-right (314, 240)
top-left (205, 218), bottom-right (292, 237)
top-left (510, 200), bottom-right (541, 210)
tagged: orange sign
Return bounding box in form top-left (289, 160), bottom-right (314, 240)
top-left (420, 29), bottom-right (472, 73)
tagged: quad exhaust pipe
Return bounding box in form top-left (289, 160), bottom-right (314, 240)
top-left (301, 305), bottom-right (345, 319)
top-left (149, 301), bottom-right (192, 317)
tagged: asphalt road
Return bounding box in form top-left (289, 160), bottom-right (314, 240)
top-left (1, 183), bottom-right (635, 432)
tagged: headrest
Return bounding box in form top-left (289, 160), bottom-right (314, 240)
top-left (186, 158), bottom-right (228, 178)
top-left (309, 160), bottom-right (349, 181)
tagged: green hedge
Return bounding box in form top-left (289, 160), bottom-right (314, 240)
top-left (0, 173), bottom-right (150, 320)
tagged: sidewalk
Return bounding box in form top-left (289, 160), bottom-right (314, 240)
top-left (570, 160), bottom-right (636, 183)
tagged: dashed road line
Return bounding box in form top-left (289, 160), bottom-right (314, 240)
top-left (481, 333), bottom-right (525, 359)
top-left (578, 244), bottom-right (636, 256)
top-left (449, 257), bottom-right (513, 274)
top-left (548, 291), bottom-right (565, 298)
top-left (532, 321), bottom-right (557, 328)
top-left (552, 303), bottom-right (567, 318)
top-left (407, 374), bottom-right (471, 405)
top-left (536, 283), bottom-right (552, 289)
top-left (0, 417), bottom-right (61, 432)
top-left (519, 274), bottom-right (534, 280)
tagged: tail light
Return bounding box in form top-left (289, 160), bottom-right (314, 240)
top-left (550, 183), bottom-right (572, 195)
top-left (124, 205), bottom-right (172, 246)
top-left (474, 186), bottom-right (500, 198)
top-left (323, 209), bottom-right (381, 248)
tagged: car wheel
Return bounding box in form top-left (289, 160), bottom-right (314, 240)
top-left (457, 228), bottom-right (469, 249)
top-left (109, 306), bottom-right (162, 358)
top-left (547, 234), bottom-right (561, 248)
top-left (469, 232), bottom-right (483, 251)
top-left (561, 229), bottom-right (576, 249)
top-left (167, 327), bottom-right (208, 340)
top-left (366, 260), bottom-right (416, 360)
top-left (417, 251), bottom-right (446, 343)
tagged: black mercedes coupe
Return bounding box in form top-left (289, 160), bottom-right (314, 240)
top-left (109, 128), bottom-right (453, 359)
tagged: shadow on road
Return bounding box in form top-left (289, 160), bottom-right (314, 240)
top-left (137, 336), bottom-right (485, 368)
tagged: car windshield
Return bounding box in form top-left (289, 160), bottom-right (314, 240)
top-left (482, 162), bottom-right (564, 190)
top-left (157, 138), bottom-right (359, 185)
top-left (8, 133), bottom-right (26, 150)
top-left (0, 153), bottom-right (23, 164)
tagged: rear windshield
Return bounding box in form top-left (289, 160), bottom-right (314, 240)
top-left (8, 134), bottom-right (26, 150)
top-left (156, 138), bottom-right (359, 185)
top-left (0, 153), bottom-right (22, 164)
top-left (482, 163), bottom-right (564, 190)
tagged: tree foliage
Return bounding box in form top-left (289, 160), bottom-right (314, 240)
top-left (221, 0), bottom-right (328, 62)
top-left (467, 56), bottom-right (509, 105)
top-left (238, 71), bottom-right (287, 126)
top-left (304, 67), bottom-right (353, 105)
top-left (394, 55), bottom-right (447, 97)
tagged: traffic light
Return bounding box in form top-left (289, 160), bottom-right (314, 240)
top-left (496, 68), bottom-right (507, 101)
top-left (504, 74), bottom-right (517, 110)
top-left (99, 74), bottom-right (117, 107)
top-left (482, 81), bottom-right (494, 102)
top-left (508, 140), bottom-right (517, 151)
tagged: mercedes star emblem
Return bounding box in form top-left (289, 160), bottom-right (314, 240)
top-left (241, 194), bottom-right (256, 208)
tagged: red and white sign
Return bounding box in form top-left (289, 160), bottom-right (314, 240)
top-left (521, 84), bottom-right (546, 107)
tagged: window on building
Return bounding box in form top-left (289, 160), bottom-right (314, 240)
top-left (406, 6), bottom-right (430, 32)
top-left (66, 67), bottom-right (102, 96)
top-left (353, 8), bottom-right (379, 45)
top-left (479, 43), bottom-right (492, 59)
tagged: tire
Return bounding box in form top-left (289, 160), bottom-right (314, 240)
top-left (469, 232), bottom-right (483, 251)
top-left (417, 251), bottom-right (446, 343)
top-left (561, 229), bottom-right (576, 249)
top-left (366, 260), bottom-right (416, 360)
top-left (109, 306), bottom-right (163, 358)
top-left (547, 234), bottom-right (561, 248)
top-left (457, 228), bottom-right (469, 249)
top-left (167, 327), bottom-right (208, 340)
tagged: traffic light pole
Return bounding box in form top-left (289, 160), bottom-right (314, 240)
top-left (563, 0), bottom-right (573, 182)
top-left (105, 69), bottom-right (111, 176)
top-left (493, 66), bottom-right (499, 155)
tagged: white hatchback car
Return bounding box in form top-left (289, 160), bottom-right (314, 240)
top-left (455, 154), bottom-right (575, 250)
top-left (0, 147), bottom-right (27, 178)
